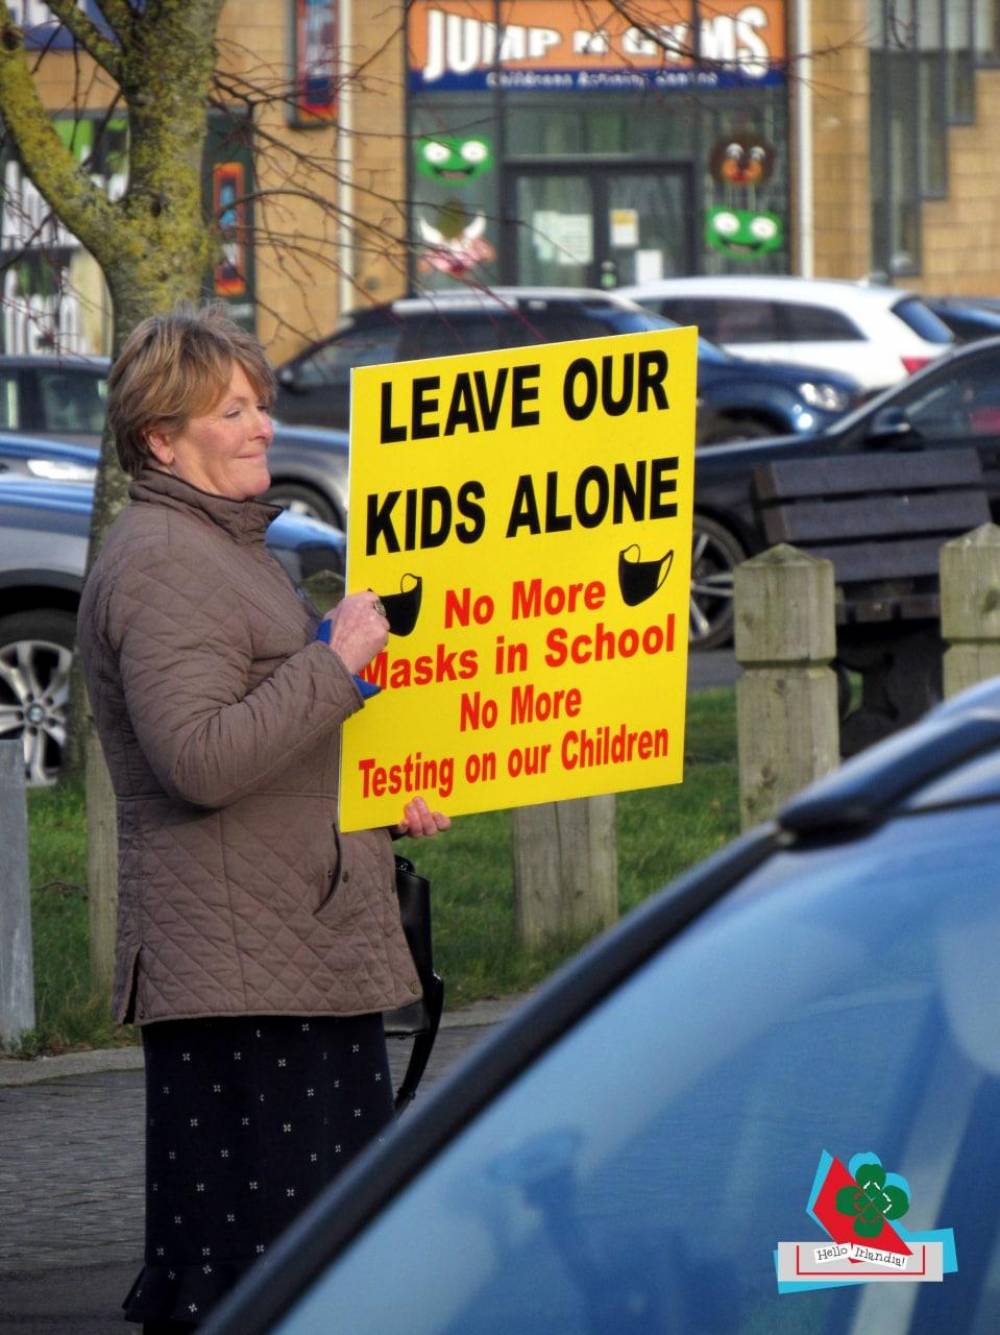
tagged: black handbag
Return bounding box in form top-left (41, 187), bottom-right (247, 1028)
top-left (385, 855), bottom-right (445, 1111)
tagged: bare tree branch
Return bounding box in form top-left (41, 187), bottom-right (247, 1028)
top-left (0, 3), bottom-right (118, 252)
top-left (42, 0), bottom-right (123, 80)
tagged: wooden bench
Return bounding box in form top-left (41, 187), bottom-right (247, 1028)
top-left (752, 447), bottom-right (991, 753)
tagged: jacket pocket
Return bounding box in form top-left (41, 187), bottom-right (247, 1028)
top-left (314, 826), bottom-right (354, 921)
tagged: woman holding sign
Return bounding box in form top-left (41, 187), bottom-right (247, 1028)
top-left (77, 304), bottom-right (448, 1333)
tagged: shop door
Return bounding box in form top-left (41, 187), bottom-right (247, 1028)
top-left (510, 165), bottom-right (693, 290)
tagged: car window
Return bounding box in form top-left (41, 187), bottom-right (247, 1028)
top-left (892, 297), bottom-right (955, 345)
top-left (276, 802), bottom-right (1000, 1334)
top-left (296, 325), bottom-right (401, 387)
top-left (35, 368), bottom-right (107, 434)
top-left (896, 357), bottom-right (1000, 438)
top-left (784, 303), bottom-right (864, 341)
top-left (398, 313), bottom-right (538, 359)
top-left (0, 372), bottom-right (19, 429)
top-left (711, 299), bottom-right (784, 344)
top-left (655, 298), bottom-right (722, 341)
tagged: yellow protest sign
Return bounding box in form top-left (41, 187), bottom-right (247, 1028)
top-left (339, 327), bottom-right (697, 831)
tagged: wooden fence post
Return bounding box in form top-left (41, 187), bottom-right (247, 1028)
top-left (941, 523), bottom-right (1000, 698)
top-left (512, 796), bottom-right (617, 950)
top-left (0, 741), bottom-right (36, 1046)
top-left (735, 544), bottom-right (839, 829)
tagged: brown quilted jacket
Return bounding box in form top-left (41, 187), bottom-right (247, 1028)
top-left (77, 468), bottom-right (421, 1025)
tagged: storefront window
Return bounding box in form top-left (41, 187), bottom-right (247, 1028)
top-left (409, 105), bottom-right (502, 291)
top-left (946, 0), bottom-right (975, 121)
top-left (407, 1), bottom-right (789, 286)
top-left (868, 0), bottom-right (921, 276)
top-left (917, 0), bottom-right (947, 196)
top-left (700, 92), bottom-right (789, 277)
top-left (505, 100), bottom-right (691, 160)
top-left (975, 0), bottom-right (1000, 63)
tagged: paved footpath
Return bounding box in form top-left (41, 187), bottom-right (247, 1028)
top-left (0, 999), bottom-right (520, 1334)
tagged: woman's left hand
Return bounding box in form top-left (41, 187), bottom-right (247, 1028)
top-left (393, 796), bottom-right (451, 839)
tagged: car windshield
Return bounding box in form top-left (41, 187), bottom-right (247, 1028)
top-left (892, 297), bottom-right (955, 345)
top-left (275, 801), bottom-right (1000, 1334)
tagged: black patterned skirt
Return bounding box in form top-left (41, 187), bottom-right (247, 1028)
top-left (123, 1013), bottom-right (395, 1327)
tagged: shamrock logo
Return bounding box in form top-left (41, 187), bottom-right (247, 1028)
top-left (836, 1161), bottom-right (910, 1239)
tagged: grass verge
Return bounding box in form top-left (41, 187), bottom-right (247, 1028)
top-left (11, 687), bottom-right (737, 1056)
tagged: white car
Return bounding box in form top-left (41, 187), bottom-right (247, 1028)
top-left (617, 275), bottom-right (955, 393)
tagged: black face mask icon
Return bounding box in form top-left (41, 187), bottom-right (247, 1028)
top-left (379, 573), bottom-right (423, 636)
top-left (618, 545), bottom-right (673, 607)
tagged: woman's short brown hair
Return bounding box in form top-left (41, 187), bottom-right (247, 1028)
top-left (108, 302), bottom-right (276, 476)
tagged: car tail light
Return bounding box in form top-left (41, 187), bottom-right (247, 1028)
top-left (901, 355), bottom-right (931, 375)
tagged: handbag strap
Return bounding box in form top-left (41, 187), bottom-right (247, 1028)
top-left (393, 855), bottom-right (445, 1112)
top-left (394, 973), bottom-right (445, 1112)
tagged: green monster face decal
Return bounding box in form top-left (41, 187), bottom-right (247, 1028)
top-left (416, 135), bottom-right (494, 181)
top-left (705, 207), bottom-right (784, 258)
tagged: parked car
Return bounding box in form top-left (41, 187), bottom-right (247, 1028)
top-left (203, 675), bottom-right (1000, 1335)
top-left (0, 473), bottom-right (346, 785)
top-left (618, 275), bottom-right (955, 393)
top-left (687, 335), bottom-right (1000, 649)
top-left (0, 355), bottom-right (350, 528)
top-left (274, 288), bottom-right (861, 442)
top-left (921, 296), bottom-right (1000, 343)
top-left (0, 354), bottom-right (108, 438)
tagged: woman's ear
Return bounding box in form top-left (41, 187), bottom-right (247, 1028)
top-left (145, 426), bottom-right (174, 468)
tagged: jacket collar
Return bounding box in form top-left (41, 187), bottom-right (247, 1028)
top-left (129, 467), bottom-right (282, 546)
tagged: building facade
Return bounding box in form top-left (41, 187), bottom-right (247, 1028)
top-left (3, 1), bottom-right (1000, 365)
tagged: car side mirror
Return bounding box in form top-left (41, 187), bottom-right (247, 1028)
top-left (867, 405), bottom-right (914, 442)
top-left (279, 365), bottom-right (303, 392)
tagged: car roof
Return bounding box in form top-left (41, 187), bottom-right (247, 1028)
top-left (618, 275), bottom-right (917, 310)
top-left (779, 676), bottom-right (1000, 834)
top-left (349, 288), bottom-right (646, 321)
top-left (0, 353), bottom-right (110, 370)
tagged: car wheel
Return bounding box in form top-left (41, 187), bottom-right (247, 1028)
top-left (698, 415), bottom-right (776, 446)
top-left (690, 516), bottom-right (746, 651)
top-left (0, 609), bottom-right (76, 786)
top-left (265, 482), bottom-right (340, 528)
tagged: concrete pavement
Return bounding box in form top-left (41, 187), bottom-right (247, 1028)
top-left (0, 998), bottom-right (522, 1334)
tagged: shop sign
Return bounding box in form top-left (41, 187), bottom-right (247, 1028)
top-left (408, 0), bottom-right (786, 93)
top-left (339, 327), bottom-right (697, 830)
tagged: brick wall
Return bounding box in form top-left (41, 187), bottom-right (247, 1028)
top-left (216, 1), bottom-right (408, 362)
top-left (806, 0), bottom-right (872, 280)
top-left (914, 70), bottom-right (1000, 297)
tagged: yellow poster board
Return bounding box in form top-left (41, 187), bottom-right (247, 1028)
top-left (339, 327), bottom-right (697, 831)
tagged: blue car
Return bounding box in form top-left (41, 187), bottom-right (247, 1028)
top-left (0, 461), bottom-right (346, 784)
top-left (205, 675), bottom-right (1000, 1334)
top-left (693, 335), bottom-right (860, 442)
top-left (922, 296), bottom-right (1000, 344)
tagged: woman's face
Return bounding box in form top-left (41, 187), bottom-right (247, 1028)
top-left (150, 362), bottom-right (273, 500)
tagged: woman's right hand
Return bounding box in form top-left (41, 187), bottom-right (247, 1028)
top-left (321, 592), bottom-right (389, 674)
